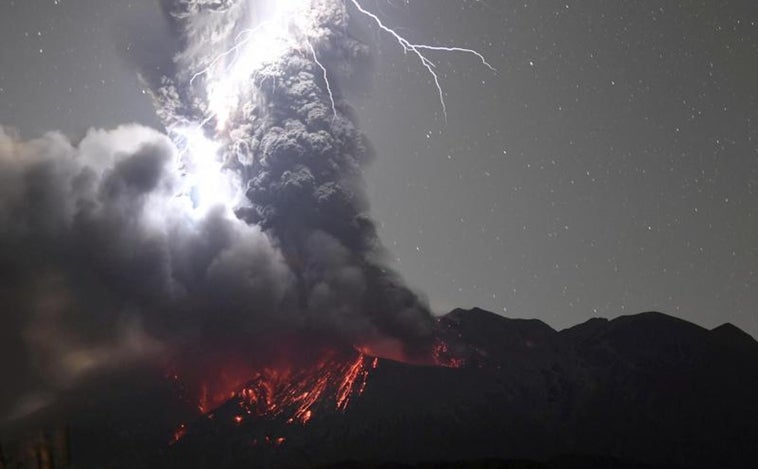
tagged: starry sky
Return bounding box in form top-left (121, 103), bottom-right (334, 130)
top-left (1, 0), bottom-right (757, 337)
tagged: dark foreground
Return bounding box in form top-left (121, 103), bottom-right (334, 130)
top-left (3, 309), bottom-right (757, 469)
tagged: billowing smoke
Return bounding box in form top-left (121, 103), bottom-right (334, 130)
top-left (0, 125), bottom-right (293, 421)
top-left (0, 0), bottom-right (436, 423)
top-left (154, 0), bottom-right (437, 352)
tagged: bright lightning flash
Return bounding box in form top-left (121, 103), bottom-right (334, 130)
top-left (172, 126), bottom-right (243, 218)
top-left (193, 0), bottom-right (313, 131)
top-left (173, 0), bottom-right (493, 217)
top-left (306, 39), bottom-right (337, 120)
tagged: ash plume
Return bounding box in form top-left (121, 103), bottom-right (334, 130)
top-left (154, 0), bottom-right (437, 352)
top-left (0, 0), bottom-right (436, 423)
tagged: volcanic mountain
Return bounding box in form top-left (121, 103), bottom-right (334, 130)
top-left (4, 308), bottom-right (757, 469)
top-left (151, 308), bottom-right (757, 469)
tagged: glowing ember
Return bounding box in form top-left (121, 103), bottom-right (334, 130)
top-left (336, 353), bottom-right (371, 410)
top-left (433, 338), bottom-right (466, 368)
top-left (197, 383), bottom-right (210, 414)
top-left (171, 424), bottom-right (187, 445)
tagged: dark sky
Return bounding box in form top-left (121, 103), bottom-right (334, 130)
top-left (1, 0), bottom-right (757, 337)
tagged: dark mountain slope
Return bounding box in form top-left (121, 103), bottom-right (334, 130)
top-left (162, 309), bottom-right (758, 469)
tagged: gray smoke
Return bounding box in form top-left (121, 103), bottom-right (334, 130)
top-left (0, 125), bottom-right (293, 420)
top-left (0, 0), bottom-right (435, 423)
top-left (155, 0), bottom-right (436, 349)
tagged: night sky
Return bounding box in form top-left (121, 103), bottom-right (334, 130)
top-left (1, 0), bottom-right (757, 337)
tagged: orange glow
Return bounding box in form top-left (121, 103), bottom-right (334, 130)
top-left (432, 338), bottom-right (466, 368)
top-left (170, 424), bottom-right (187, 445)
top-left (233, 352), bottom-right (374, 424)
top-left (166, 354), bottom-right (265, 420)
top-left (336, 354), bottom-right (371, 410)
top-left (198, 383), bottom-right (209, 413)
top-left (356, 334), bottom-right (465, 368)
top-left (166, 331), bottom-right (467, 444)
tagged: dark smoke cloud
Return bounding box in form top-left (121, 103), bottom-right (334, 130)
top-left (237, 48), bottom-right (437, 349)
top-left (0, 0), bottom-right (436, 424)
top-left (153, 0), bottom-right (436, 350)
top-left (0, 125), bottom-right (293, 421)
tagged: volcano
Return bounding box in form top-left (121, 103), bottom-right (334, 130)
top-left (3, 308), bottom-right (757, 468)
top-left (18, 307), bottom-right (739, 469)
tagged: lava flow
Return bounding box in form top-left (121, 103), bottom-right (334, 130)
top-left (167, 332), bottom-right (465, 445)
top-left (168, 345), bottom-right (380, 444)
top-left (231, 350), bottom-right (377, 426)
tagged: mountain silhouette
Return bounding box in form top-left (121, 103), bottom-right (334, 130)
top-left (159, 308), bottom-right (758, 469)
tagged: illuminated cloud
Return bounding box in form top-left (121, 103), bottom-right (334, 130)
top-left (0, 0), bottom-right (490, 422)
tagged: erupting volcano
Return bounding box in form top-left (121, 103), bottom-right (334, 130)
top-left (0, 0), bottom-right (486, 463)
top-left (167, 329), bottom-right (466, 451)
top-left (168, 348), bottom-right (377, 441)
top-left (191, 350), bottom-right (375, 428)
top-left (140, 0), bottom-right (483, 446)
top-left (3, 0), bottom-right (757, 468)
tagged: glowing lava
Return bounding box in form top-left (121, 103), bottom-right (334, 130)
top-left (167, 347), bottom-right (379, 444)
top-left (232, 351), bottom-right (374, 425)
top-left (433, 338), bottom-right (466, 369)
top-left (171, 424), bottom-right (187, 445)
top-left (166, 336), bottom-right (466, 446)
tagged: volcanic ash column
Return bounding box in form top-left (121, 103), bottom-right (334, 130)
top-left (154, 0), bottom-right (436, 360)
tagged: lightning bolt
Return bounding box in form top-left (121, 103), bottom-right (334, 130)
top-left (189, 25), bottom-right (267, 87)
top-left (182, 0), bottom-right (493, 135)
top-left (306, 40), bottom-right (337, 121)
top-left (347, 0), bottom-right (495, 122)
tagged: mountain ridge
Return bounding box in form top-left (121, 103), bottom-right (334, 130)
top-left (161, 308), bottom-right (758, 469)
top-left (4, 309), bottom-right (756, 469)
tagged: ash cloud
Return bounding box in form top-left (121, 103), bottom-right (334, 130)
top-left (156, 0), bottom-right (436, 350)
top-left (0, 125), bottom-right (293, 421)
top-left (0, 0), bottom-right (435, 424)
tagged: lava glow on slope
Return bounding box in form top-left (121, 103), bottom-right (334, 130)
top-left (234, 351), bottom-right (376, 425)
top-left (168, 334), bottom-right (463, 445)
top-left (168, 348), bottom-right (375, 444)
